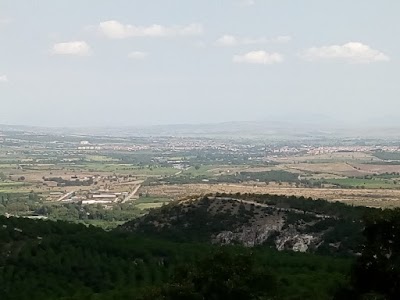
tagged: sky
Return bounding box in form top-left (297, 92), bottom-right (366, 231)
top-left (1, 0), bottom-right (399, 127)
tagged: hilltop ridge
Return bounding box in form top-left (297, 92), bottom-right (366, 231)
top-left (120, 193), bottom-right (369, 254)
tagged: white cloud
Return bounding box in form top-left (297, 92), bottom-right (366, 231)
top-left (0, 75), bottom-right (8, 83)
top-left (239, 0), bottom-right (256, 6)
top-left (216, 35), bottom-right (291, 47)
top-left (233, 51), bottom-right (283, 65)
top-left (52, 41), bottom-right (91, 56)
top-left (273, 36), bottom-right (292, 43)
top-left (302, 42), bottom-right (389, 64)
top-left (216, 35), bottom-right (238, 46)
top-left (128, 51), bottom-right (148, 60)
top-left (99, 20), bottom-right (203, 39)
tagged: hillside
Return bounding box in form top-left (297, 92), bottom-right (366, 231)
top-left (1, 195), bottom-right (399, 299)
top-left (121, 193), bottom-right (372, 254)
top-left (0, 215), bottom-right (352, 300)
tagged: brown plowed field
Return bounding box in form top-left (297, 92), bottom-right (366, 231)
top-left (142, 183), bottom-right (400, 208)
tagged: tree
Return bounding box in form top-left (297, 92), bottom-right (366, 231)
top-left (0, 172), bottom-right (6, 181)
top-left (139, 249), bottom-right (277, 300)
top-left (348, 209), bottom-right (400, 300)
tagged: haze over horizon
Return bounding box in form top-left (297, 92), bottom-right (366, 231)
top-left (1, 1), bottom-right (399, 127)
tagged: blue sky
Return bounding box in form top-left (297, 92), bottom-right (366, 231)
top-left (1, 0), bottom-right (399, 127)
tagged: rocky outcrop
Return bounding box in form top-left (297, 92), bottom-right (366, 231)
top-left (275, 228), bottom-right (321, 252)
top-left (213, 223), bottom-right (281, 247)
top-left (213, 222), bottom-right (321, 252)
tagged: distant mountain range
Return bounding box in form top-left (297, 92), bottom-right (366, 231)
top-left (1, 118), bottom-right (400, 139)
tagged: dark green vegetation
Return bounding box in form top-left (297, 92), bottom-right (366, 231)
top-left (0, 215), bottom-right (351, 300)
top-left (373, 151), bottom-right (400, 161)
top-left (124, 194), bottom-right (370, 255)
top-left (337, 208), bottom-right (400, 300)
top-left (137, 249), bottom-right (348, 300)
top-left (0, 194), bottom-right (399, 299)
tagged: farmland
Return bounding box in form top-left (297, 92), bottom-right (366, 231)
top-left (2, 128), bottom-right (400, 227)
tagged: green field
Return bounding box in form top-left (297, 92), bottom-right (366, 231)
top-left (183, 165), bottom-right (215, 176)
top-left (0, 182), bottom-right (30, 192)
top-left (133, 196), bottom-right (172, 210)
top-left (135, 196), bottom-right (172, 203)
top-left (135, 202), bottom-right (165, 209)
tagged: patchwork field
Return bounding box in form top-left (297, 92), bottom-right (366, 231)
top-left (351, 163), bottom-right (400, 174)
top-left (143, 183), bottom-right (400, 208)
top-left (2, 130), bottom-right (400, 228)
top-left (284, 162), bottom-right (367, 177)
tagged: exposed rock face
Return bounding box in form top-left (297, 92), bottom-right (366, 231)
top-left (214, 223), bottom-right (283, 247)
top-left (213, 222), bottom-right (321, 252)
top-left (275, 228), bottom-right (321, 252)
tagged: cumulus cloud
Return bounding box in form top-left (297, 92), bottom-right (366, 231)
top-left (52, 41), bottom-right (91, 56)
top-left (216, 34), bottom-right (291, 47)
top-left (302, 42), bottom-right (389, 64)
top-left (128, 51), bottom-right (148, 60)
top-left (239, 0), bottom-right (256, 6)
top-left (216, 35), bottom-right (238, 46)
top-left (99, 20), bottom-right (203, 39)
top-left (0, 75), bottom-right (8, 83)
top-left (233, 51), bottom-right (283, 65)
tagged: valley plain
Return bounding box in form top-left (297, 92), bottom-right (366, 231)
top-left (2, 126), bottom-right (400, 228)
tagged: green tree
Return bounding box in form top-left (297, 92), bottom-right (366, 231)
top-left (349, 209), bottom-right (400, 300)
top-left (0, 172), bottom-right (6, 181)
top-left (139, 249), bottom-right (277, 300)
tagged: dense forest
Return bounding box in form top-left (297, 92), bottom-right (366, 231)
top-left (0, 194), bottom-right (399, 299)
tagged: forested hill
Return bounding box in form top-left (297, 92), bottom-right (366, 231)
top-left (0, 214), bottom-right (351, 300)
top-left (120, 193), bottom-right (374, 255)
top-left (1, 195), bottom-right (400, 299)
